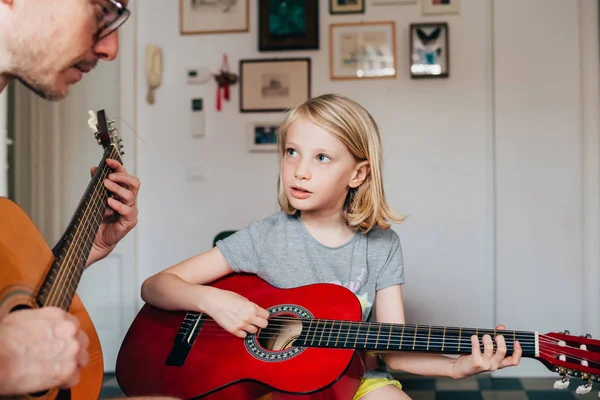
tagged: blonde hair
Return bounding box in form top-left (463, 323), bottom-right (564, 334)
top-left (276, 93), bottom-right (406, 233)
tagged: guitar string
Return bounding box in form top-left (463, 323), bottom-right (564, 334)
top-left (47, 146), bottom-right (116, 308)
top-left (56, 146), bottom-right (120, 308)
top-left (44, 157), bottom-right (112, 307)
top-left (45, 145), bottom-right (119, 308)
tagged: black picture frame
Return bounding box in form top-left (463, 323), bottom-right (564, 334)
top-left (409, 22), bottom-right (450, 79)
top-left (239, 58), bottom-right (311, 113)
top-left (329, 0), bottom-right (365, 15)
top-left (258, 0), bottom-right (319, 51)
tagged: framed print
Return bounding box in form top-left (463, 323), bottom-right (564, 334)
top-left (259, 0), bottom-right (319, 51)
top-left (179, 0), bottom-right (249, 35)
top-left (372, 0), bottom-right (416, 5)
top-left (329, 21), bottom-right (397, 80)
top-left (410, 22), bottom-right (449, 78)
top-left (422, 0), bottom-right (460, 15)
top-left (240, 58), bottom-right (311, 113)
top-left (248, 121), bottom-right (280, 152)
top-left (330, 0), bottom-right (365, 15)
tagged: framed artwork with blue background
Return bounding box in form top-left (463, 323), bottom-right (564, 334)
top-left (248, 121), bottom-right (279, 152)
top-left (258, 0), bottom-right (319, 51)
top-left (409, 22), bottom-right (449, 78)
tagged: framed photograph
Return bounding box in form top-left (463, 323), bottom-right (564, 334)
top-left (372, 0), bottom-right (416, 6)
top-left (410, 22), bottom-right (449, 78)
top-left (179, 0), bottom-right (249, 35)
top-left (422, 0), bottom-right (460, 15)
top-left (330, 0), bottom-right (365, 15)
top-left (329, 21), bottom-right (397, 80)
top-left (240, 58), bottom-right (311, 113)
top-left (259, 0), bottom-right (319, 51)
top-left (248, 121), bottom-right (280, 152)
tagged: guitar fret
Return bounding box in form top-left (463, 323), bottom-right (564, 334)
top-left (458, 327), bottom-right (462, 352)
top-left (326, 320), bottom-right (334, 346)
top-left (365, 323), bottom-right (372, 348)
top-left (376, 323), bottom-right (382, 349)
top-left (400, 324), bottom-right (405, 349)
top-left (413, 325), bottom-right (418, 350)
top-left (427, 325), bottom-right (432, 351)
top-left (310, 320), bottom-right (319, 346)
top-left (442, 326), bottom-right (446, 351)
top-left (318, 319), bottom-right (326, 346)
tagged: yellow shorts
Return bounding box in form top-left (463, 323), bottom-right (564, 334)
top-left (352, 377), bottom-right (403, 400)
top-left (256, 377), bottom-right (402, 400)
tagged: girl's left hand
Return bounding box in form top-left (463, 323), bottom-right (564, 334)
top-left (451, 324), bottom-right (522, 379)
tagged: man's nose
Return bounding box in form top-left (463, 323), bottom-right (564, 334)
top-left (92, 31), bottom-right (119, 61)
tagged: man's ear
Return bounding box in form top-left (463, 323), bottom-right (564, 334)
top-left (349, 161), bottom-right (370, 189)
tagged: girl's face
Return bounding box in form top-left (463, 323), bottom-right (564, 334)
top-left (281, 118), bottom-right (367, 216)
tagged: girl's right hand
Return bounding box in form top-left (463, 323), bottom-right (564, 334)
top-left (204, 288), bottom-right (270, 338)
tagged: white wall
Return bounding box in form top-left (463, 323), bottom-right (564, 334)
top-left (54, 0), bottom-right (598, 376)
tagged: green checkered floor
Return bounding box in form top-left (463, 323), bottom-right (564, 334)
top-left (101, 373), bottom-right (600, 399)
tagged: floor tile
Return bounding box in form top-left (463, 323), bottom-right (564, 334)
top-left (436, 391), bottom-right (483, 400)
top-left (435, 377), bottom-right (479, 391)
top-left (481, 390), bottom-right (528, 400)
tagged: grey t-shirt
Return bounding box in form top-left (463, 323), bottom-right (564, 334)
top-left (216, 211), bottom-right (405, 379)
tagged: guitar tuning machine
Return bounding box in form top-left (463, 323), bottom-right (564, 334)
top-left (575, 374), bottom-right (593, 395)
top-left (563, 330), bottom-right (571, 335)
top-left (554, 368), bottom-right (570, 390)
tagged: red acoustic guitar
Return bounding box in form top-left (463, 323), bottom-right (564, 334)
top-left (115, 274), bottom-right (600, 399)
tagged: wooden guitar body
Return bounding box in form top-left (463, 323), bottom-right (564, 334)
top-left (0, 198), bottom-right (104, 400)
top-left (0, 110), bottom-right (124, 399)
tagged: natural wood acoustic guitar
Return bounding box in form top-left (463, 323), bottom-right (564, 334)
top-left (0, 110), bottom-right (124, 399)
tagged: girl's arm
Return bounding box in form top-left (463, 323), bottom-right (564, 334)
top-left (141, 246), bottom-right (270, 338)
top-left (374, 285), bottom-right (522, 379)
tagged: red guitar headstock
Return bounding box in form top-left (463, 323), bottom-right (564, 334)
top-left (538, 330), bottom-right (600, 395)
top-left (89, 109), bottom-right (124, 157)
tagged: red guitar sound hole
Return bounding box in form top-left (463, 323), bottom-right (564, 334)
top-left (245, 304), bottom-right (313, 362)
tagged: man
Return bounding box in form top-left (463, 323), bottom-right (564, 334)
top-left (0, 1), bottom-right (176, 398)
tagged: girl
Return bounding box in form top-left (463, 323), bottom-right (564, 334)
top-left (141, 94), bottom-right (522, 399)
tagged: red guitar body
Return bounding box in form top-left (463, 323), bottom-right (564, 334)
top-left (116, 274), bottom-right (365, 399)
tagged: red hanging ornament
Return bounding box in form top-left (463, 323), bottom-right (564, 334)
top-left (214, 53), bottom-right (238, 112)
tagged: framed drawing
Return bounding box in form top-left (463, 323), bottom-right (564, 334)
top-left (259, 0), bottom-right (319, 51)
top-left (330, 0), bottom-right (365, 15)
top-left (329, 21), bottom-right (397, 80)
top-left (372, 0), bottom-right (416, 5)
top-left (179, 0), bottom-right (249, 35)
top-left (248, 121), bottom-right (280, 152)
top-left (239, 58), bottom-right (311, 113)
top-left (422, 0), bottom-right (460, 15)
top-left (410, 22), bottom-right (449, 78)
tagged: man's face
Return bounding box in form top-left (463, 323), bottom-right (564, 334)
top-left (6, 0), bottom-right (127, 100)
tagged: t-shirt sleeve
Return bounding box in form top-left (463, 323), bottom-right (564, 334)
top-left (216, 220), bottom-right (265, 274)
top-left (375, 229), bottom-right (405, 291)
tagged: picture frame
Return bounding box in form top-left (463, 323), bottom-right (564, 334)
top-left (329, 21), bottom-right (397, 80)
top-left (179, 0), bottom-right (249, 35)
top-left (372, 0), bottom-right (416, 6)
top-left (258, 0), bottom-right (319, 51)
top-left (248, 121), bottom-right (280, 152)
top-left (422, 0), bottom-right (460, 15)
top-left (330, 0), bottom-right (365, 15)
top-left (239, 58), bottom-right (311, 113)
top-left (409, 22), bottom-right (449, 79)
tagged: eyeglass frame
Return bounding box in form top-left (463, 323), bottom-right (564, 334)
top-left (95, 0), bottom-right (130, 41)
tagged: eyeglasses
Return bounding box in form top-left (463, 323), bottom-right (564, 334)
top-left (95, 0), bottom-right (130, 41)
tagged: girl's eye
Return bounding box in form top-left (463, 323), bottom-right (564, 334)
top-left (286, 148), bottom-right (298, 157)
top-left (317, 154), bottom-right (331, 163)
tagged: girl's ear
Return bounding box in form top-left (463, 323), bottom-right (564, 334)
top-left (349, 161), bottom-right (370, 189)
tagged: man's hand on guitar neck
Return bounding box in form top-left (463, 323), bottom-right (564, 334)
top-left (0, 307), bottom-right (89, 396)
top-left (86, 158), bottom-right (140, 267)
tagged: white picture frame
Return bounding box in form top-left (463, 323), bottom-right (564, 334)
top-left (329, 21), bottom-right (397, 80)
top-left (248, 121), bottom-right (279, 152)
top-left (422, 0), bottom-right (460, 15)
top-left (180, 0), bottom-right (249, 35)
